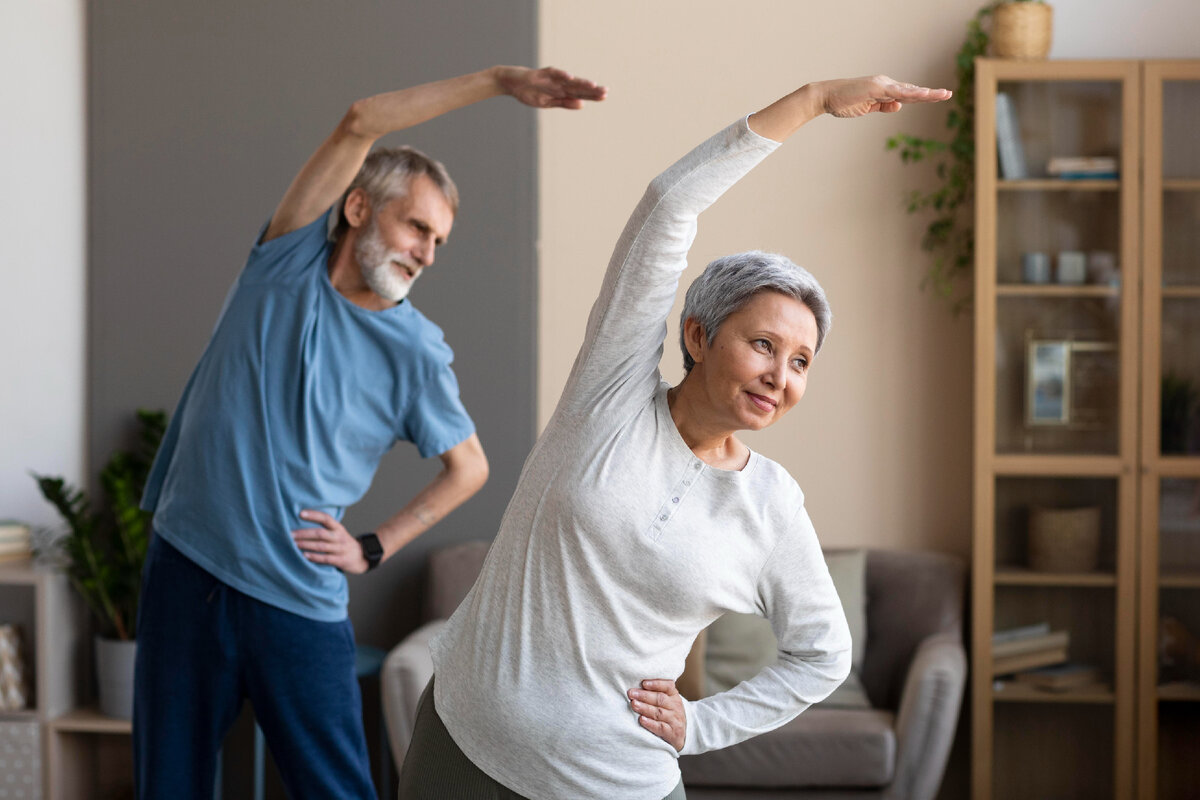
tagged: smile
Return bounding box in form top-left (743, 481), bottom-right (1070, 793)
top-left (392, 260), bottom-right (416, 280)
top-left (746, 392), bottom-right (777, 412)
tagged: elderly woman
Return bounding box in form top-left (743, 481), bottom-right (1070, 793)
top-left (399, 74), bottom-right (950, 800)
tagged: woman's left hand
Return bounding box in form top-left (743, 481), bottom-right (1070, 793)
top-left (628, 679), bottom-right (687, 751)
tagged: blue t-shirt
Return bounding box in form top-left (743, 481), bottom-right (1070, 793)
top-left (142, 210), bottom-right (476, 621)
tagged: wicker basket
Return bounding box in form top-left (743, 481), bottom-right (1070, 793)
top-left (992, 2), bottom-right (1053, 60)
top-left (1028, 506), bottom-right (1100, 572)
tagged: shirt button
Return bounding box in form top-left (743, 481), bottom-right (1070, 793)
top-left (660, 514), bottom-right (668, 521)
top-left (672, 497), bottom-right (679, 503)
top-left (683, 480), bottom-right (691, 486)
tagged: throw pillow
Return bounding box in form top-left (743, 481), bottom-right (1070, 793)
top-left (702, 549), bottom-right (870, 708)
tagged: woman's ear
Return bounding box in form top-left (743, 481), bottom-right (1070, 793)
top-left (683, 317), bottom-right (707, 366)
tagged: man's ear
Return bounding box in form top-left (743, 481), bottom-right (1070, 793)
top-left (343, 188), bottom-right (372, 229)
top-left (683, 317), bottom-right (707, 366)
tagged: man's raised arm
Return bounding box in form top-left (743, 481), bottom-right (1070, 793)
top-left (263, 66), bottom-right (607, 243)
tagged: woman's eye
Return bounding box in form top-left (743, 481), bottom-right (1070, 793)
top-left (753, 339), bottom-right (771, 352)
top-left (791, 358), bottom-right (807, 371)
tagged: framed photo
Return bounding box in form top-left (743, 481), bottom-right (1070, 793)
top-left (1027, 340), bottom-right (1071, 425)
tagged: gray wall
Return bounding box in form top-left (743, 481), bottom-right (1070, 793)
top-left (89, 2), bottom-right (536, 792)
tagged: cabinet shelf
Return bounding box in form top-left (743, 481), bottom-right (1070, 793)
top-left (1157, 682), bottom-right (1200, 702)
top-left (996, 284), bottom-right (1120, 298)
top-left (992, 454), bottom-right (1125, 476)
top-left (993, 681), bottom-right (1115, 704)
top-left (0, 558), bottom-right (39, 585)
top-left (50, 707), bottom-right (131, 735)
top-left (1159, 571), bottom-right (1200, 589)
top-left (1163, 179), bottom-right (1200, 191)
top-left (1150, 456), bottom-right (1200, 477)
top-left (0, 709), bottom-right (39, 722)
top-left (1161, 286), bottom-right (1200, 299)
top-left (995, 568), bottom-right (1117, 587)
top-left (998, 179), bottom-right (1120, 191)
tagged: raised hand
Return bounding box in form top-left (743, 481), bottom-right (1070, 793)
top-left (749, 74), bottom-right (951, 141)
top-left (495, 66), bottom-right (608, 110)
top-left (816, 75), bottom-right (952, 118)
top-left (292, 509), bottom-right (370, 574)
top-left (628, 679), bottom-right (687, 751)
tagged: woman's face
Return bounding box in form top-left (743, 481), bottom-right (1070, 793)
top-left (685, 291), bottom-right (818, 432)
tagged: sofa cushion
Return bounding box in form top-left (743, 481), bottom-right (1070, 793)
top-left (679, 707), bottom-right (896, 789)
top-left (704, 549), bottom-right (869, 708)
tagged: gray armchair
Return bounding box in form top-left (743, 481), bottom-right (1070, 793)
top-left (382, 544), bottom-right (965, 800)
top-left (679, 549), bottom-right (965, 799)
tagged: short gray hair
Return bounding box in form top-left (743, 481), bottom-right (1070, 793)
top-left (330, 145), bottom-right (459, 241)
top-left (679, 250), bottom-right (832, 373)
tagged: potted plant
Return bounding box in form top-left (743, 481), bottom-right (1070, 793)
top-left (33, 409), bottom-right (166, 719)
top-left (1162, 373), bottom-right (1198, 454)
top-left (886, 0), bottom-right (1052, 312)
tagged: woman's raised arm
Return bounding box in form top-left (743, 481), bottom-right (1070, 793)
top-left (748, 75), bottom-right (951, 142)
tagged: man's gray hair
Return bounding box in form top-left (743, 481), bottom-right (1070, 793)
top-left (679, 250), bottom-right (832, 373)
top-left (329, 145), bottom-right (459, 241)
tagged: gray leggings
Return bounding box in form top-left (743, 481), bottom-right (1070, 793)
top-left (398, 679), bottom-right (687, 800)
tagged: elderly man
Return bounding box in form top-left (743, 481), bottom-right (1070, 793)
top-left (133, 65), bottom-right (606, 799)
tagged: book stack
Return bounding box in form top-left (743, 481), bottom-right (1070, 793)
top-left (992, 623), bottom-right (1069, 676)
top-left (1047, 156), bottom-right (1119, 180)
top-left (0, 522), bottom-right (32, 563)
top-left (1014, 663), bottom-right (1103, 693)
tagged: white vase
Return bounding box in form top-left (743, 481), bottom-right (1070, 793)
top-left (95, 636), bottom-right (137, 720)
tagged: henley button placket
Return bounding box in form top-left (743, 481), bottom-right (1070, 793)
top-left (646, 460), bottom-right (705, 542)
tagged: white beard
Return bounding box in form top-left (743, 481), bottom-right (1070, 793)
top-left (354, 218), bottom-right (418, 303)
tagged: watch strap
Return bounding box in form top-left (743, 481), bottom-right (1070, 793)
top-left (357, 532), bottom-right (384, 571)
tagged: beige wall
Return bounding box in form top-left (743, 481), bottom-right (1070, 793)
top-left (537, 0), bottom-right (1200, 560)
top-left (538, 0), bottom-right (983, 557)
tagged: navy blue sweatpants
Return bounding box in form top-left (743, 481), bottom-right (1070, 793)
top-left (132, 534), bottom-right (374, 799)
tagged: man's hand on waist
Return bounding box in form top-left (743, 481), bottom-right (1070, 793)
top-left (292, 510), bottom-right (370, 574)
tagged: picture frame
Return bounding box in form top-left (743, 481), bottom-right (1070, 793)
top-left (1027, 340), bottom-right (1071, 425)
top-left (1025, 336), bottom-right (1119, 428)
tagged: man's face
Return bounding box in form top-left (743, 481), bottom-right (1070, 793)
top-left (354, 173), bottom-right (455, 303)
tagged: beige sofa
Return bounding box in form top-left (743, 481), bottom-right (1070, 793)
top-left (382, 542), bottom-right (965, 800)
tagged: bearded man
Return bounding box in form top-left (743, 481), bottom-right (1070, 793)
top-left (132, 65), bottom-right (606, 799)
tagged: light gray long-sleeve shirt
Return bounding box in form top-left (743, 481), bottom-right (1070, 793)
top-left (430, 116), bottom-right (852, 800)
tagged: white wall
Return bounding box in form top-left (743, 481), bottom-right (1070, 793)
top-left (537, 0), bottom-right (1200, 559)
top-left (0, 2), bottom-right (86, 528)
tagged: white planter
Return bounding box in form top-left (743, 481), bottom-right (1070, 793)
top-left (95, 636), bottom-right (137, 720)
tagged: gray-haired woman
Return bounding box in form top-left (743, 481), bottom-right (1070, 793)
top-left (399, 75), bottom-right (951, 800)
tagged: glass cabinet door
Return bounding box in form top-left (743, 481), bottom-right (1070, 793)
top-left (1140, 62), bottom-right (1200, 800)
top-left (992, 78), bottom-right (1127, 457)
top-left (975, 59), bottom-right (1139, 800)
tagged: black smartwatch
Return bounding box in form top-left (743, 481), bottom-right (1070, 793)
top-left (357, 532), bottom-right (384, 571)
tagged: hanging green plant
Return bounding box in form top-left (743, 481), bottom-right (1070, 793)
top-left (886, 4), bottom-right (996, 313)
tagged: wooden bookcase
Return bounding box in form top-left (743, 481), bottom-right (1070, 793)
top-left (974, 59), bottom-right (1151, 800)
top-left (974, 57), bottom-right (1200, 800)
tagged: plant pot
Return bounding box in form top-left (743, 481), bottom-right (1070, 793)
top-left (992, 2), bottom-right (1053, 60)
top-left (95, 636), bottom-right (137, 720)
